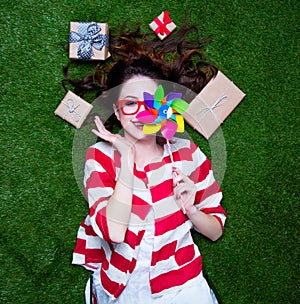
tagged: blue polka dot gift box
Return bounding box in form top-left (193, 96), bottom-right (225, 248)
top-left (54, 91), bottom-right (93, 129)
top-left (69, 22), bottom-right (110, 61)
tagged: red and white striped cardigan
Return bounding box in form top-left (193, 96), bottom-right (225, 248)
top-left (73, 138), bottom-right (226, 299)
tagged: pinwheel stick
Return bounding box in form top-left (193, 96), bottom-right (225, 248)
top-left (166, 140), bottom-right (186, 214)
top-left (137, 85), bottom-right (189, 214)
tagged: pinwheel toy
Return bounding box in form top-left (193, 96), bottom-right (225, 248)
top-left (136, 85), bottom-right (189, 213)
top-left (136, 85), bottom-right (189, 140)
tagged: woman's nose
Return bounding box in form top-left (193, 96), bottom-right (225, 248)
top-left (138, 102), bottom-right (148, 113)
top-left (140, 103), bottom-right (147, 110)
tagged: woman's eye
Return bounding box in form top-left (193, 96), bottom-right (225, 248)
top-left (124, 100), bottom-right (138, 107)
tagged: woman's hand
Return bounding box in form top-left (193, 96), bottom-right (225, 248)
top-left (92, 116), bottom-right (135, 160)
top-left (172, 168), bottom-right (223, 241)
top-left (172, 168), bottom-right (197, 213)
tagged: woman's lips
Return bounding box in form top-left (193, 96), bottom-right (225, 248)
top-left (131, 120), bottom-right (144, 129)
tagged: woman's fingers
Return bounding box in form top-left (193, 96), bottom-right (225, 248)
top-left (172, 168), bottom-right (196, 212)
top-left (172, 168), bottom-right (190, 186)
top-left (93, 116), bottom-right (108, 134)
top-left (91, 116), bottom-right (135, 158)
top-left (92, 115), bottom-right (102, 130)
top-left (174, 183), bottom-right (196, 198)
top-left (91, 116), bottom-right (116, 143)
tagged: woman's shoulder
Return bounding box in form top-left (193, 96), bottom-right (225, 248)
top-left (86, 141), bottom-right (115, 160)
top-left (91, 140), bottom-right (113, 151)
top-left (172, 137), bottom-right (200, 152)
top-left (171, 137), bottom-right (207, 163)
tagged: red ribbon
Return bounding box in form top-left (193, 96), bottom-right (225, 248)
top-left (154, 11), bottom-right (172, 36)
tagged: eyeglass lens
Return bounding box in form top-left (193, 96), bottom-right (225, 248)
top-left (120, 100), bottom-right (144, 114)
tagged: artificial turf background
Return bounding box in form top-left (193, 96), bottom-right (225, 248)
top-left (1, 0), bottom-right (299, 303)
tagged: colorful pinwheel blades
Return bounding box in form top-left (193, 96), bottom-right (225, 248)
top-left (136, 85), bottom-right (189, 140)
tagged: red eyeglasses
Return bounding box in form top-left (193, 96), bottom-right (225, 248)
top-left (118, 100), bottom-right (146, 115)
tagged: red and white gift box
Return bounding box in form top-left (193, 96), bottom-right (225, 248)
top-left (183, 71), bottom-right (246, 139)
top-left (149, 11), bottom-right (176, 40)
top-left (54, 91), bottom-right (93, 129)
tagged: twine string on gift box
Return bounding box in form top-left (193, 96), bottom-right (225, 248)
top-left (209, 94), bottom-right (227, 119)
top-left (69, 22), bottom-right (109, 60)
top-left (195, 94), bottom-right (228, 125)
top-left (154, 11), bottom-right (172, 35)
top-left (194, 77), bottom-right (236, 125)
top-left (63, 98), bottom-right (82, 122)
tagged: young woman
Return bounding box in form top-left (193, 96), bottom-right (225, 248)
top-left (70, 24), bottom-right (226, 304)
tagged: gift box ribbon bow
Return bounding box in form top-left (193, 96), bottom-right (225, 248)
top-left (154, 11), bottom-right (173, 35)
top-left (69, 22), bottom-right (109, 60)
top-left (197, 94), bottom-right (228, 124)
top-left (63, 98), bottom-right (82, 122)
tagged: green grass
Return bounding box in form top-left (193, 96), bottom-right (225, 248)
top-left (1, 0), bottom-right (299, 303)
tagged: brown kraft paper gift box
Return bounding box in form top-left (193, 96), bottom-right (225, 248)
top-left (69, 22), bottom-right (110, 61)
top-left (54, 91), bottom-right (93, 129)
top-left (183, 71), bottom-right (246, 139)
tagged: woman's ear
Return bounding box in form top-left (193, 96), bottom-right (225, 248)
top-left (113, 104), bottom-right (120, 121)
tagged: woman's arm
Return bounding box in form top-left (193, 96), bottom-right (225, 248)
top-left (104, 153), bottom-right (134, 243)
top-left (185, 207), bottom-right (223, 241)
top-left (172, 168), bottom-right (224, 241)
top-left (91, 116), bottom-right (135, 243)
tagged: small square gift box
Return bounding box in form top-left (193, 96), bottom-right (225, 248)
top-left (149, 11), bottom-right (176, 40)
top-left (54, 91), bottom-right (93, 129)
top-left (183, 71), bottom-right (246, 139)
top-left (69, 22), bottom-right (110, 60)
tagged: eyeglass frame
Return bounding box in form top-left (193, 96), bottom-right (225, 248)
top-left (117, 100), bottom-right (147, 115)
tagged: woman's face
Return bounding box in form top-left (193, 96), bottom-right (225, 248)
top-left (114, 75), bottom-right (158, 143)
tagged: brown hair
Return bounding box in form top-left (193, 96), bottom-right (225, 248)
top-left (63, 21), bottom-right (218, 130)
top-left (64, 21), bottom-right (217, 93)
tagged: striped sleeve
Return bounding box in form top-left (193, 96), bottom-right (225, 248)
top-left (189, 142), bottom-right (227, 229)
top-left (72, 215), bottom-right (104, 271)
top-left (84, 143), bottom-right (117, 242)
